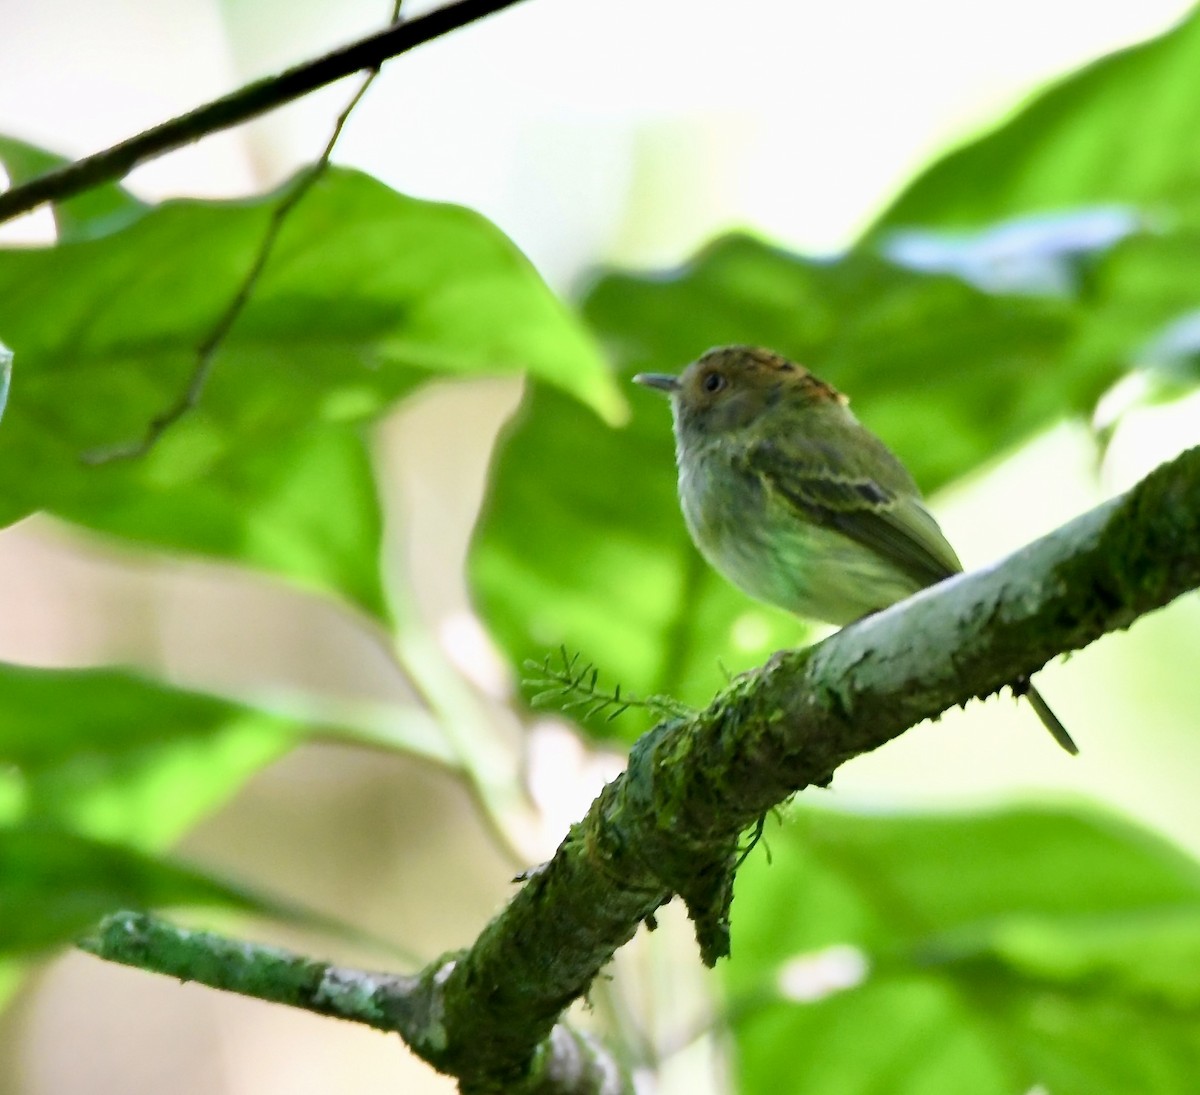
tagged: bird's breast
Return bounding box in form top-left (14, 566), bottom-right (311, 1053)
top-left (676, 440), bottom-right (923, 626)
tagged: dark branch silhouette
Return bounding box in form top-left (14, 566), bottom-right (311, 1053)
top-left (0, 0), bottom-right (530, 225)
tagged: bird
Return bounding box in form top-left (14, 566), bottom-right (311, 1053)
top-left (634, 344), bottom-right (1077, 754)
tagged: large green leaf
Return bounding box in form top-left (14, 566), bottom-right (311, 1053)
top-left (870, 7), bottom-right (1200, 232)
top-left (580, 237), bottom-right (1099, 491)
top-left (0, 165), bottom-right (618, 622)
top-left (727, 806), bottom-right (1200, 1095)
top-left (0, 825), bottom-right (279, 955)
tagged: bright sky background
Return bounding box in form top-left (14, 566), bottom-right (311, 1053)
top-left (0, 0), bottom-right (1195, 277)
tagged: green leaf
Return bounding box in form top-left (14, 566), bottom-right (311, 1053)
top-left (0, 963), bottom-right (22, 1012)
top-left (870, 8), bottom-right (1200, 232)
top-left (1076, 230), bottom-right (1200, 383)
top-left (0, 825), bottom-right (277, 955)
top-left (0, 134), bottom-right (148, 241)
top-left (0, 166), bottom-right (618, 622)
top-left (880, 217), bottom-right (1200, 425)
top-left (727, 806), bottom-right (1200, 1095)
top-left (0, 662), bottom-right (307, 849)
top-left (0, 660), bottom-right (459, 851)
top-left (582, 236), bottom-right (1096, 491)
top-left (881, 205), bottom-right (1140, 298)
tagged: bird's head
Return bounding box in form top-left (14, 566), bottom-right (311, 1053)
top-left (634, 345), bottom-right (844, 442)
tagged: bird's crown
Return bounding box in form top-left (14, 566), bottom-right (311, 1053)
top-left (677, 345), bottom-right (845, 411)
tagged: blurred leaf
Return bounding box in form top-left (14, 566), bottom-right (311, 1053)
top-left (882, 206), bottom-right (1141, 297)
top-left (871, 8), bottom-right (1200, 232)
top-left (1136, 308), bottom-right (1200, 384)
top-left (0, 963), bottom-right (21, 1011)
top-left (0, 662), bottom-right (455, 852)
top-left (0, 165), bottom-right (617, 622)
top-left (0, 662), bottom-right (306, 849)
top-left (581, 236), bottom-right (1097, 491)
top-left (0, 667), bottom-right (442, 967)
top-left (0, 135), bottom-right (148, 240)
top-left (727, 806), bottom-right (1200, 1095)
top-left (1077, 230), bottom-right (1200, 382)
top-left (1057, 228), bottom-right (1200, 446)
top-left (0, 825), bottom-right (278, 955)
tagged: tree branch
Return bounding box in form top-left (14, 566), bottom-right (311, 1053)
top-left (80, 912), bottom-right (630, 1095)
top-left (81, 445), bottom-right (1200, 1092)
top-left (0, 0), bottom-right (530, 226)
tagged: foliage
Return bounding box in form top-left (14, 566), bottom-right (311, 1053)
top-left (0, 148), bottom-right (617, 986)
top-left (0, 826), bottom-right (294, 955)
top-left (2, 3), bottom-right (1200, 1092)
top-left (728, 806), bottom-right (1200, 1095)
top-left (0, 163), bottom-right (619, 622)
top-left (869, 8), bottom-right (1200, 231)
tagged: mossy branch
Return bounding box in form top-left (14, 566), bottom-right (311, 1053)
top-left (79, 912), bottom-right (629, 1095)
top-left (82, 445), bottom-right (1200, 1092)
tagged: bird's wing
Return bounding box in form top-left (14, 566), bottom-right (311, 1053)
top-left (739, 437), bottom-right (962, 588)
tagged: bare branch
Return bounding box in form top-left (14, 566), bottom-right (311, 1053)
top-left (0, 0), bottom-right (530, 226)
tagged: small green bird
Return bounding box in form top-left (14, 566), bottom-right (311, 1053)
top-left (635, 344), bottom-right (1077, 754)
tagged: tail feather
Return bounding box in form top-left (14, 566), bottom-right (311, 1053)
top-left (1025, 683), bottom-right (1078, 755)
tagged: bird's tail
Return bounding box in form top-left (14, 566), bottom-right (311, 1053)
top-left (1024, 682), bottom-right (1078, 755)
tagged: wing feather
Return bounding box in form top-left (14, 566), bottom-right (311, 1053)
top-left (739, 437), bottom-right (962, 589)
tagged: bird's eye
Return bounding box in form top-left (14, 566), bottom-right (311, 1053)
top-left (703, 371), bottom-right (726, 394)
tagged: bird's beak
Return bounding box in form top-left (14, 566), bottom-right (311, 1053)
top-left (633, 372), bottom-right (680, 394)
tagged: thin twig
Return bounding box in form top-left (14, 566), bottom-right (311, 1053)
top-left (524, 646), bottom-right (695, 724)
top-left (0, 0), bottom-right (530, 226)
top-left (83, 0), bottom-right (403, 463)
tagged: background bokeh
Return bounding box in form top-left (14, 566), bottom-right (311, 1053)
top-left (0, 1), bottom-right (1197, 1092)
